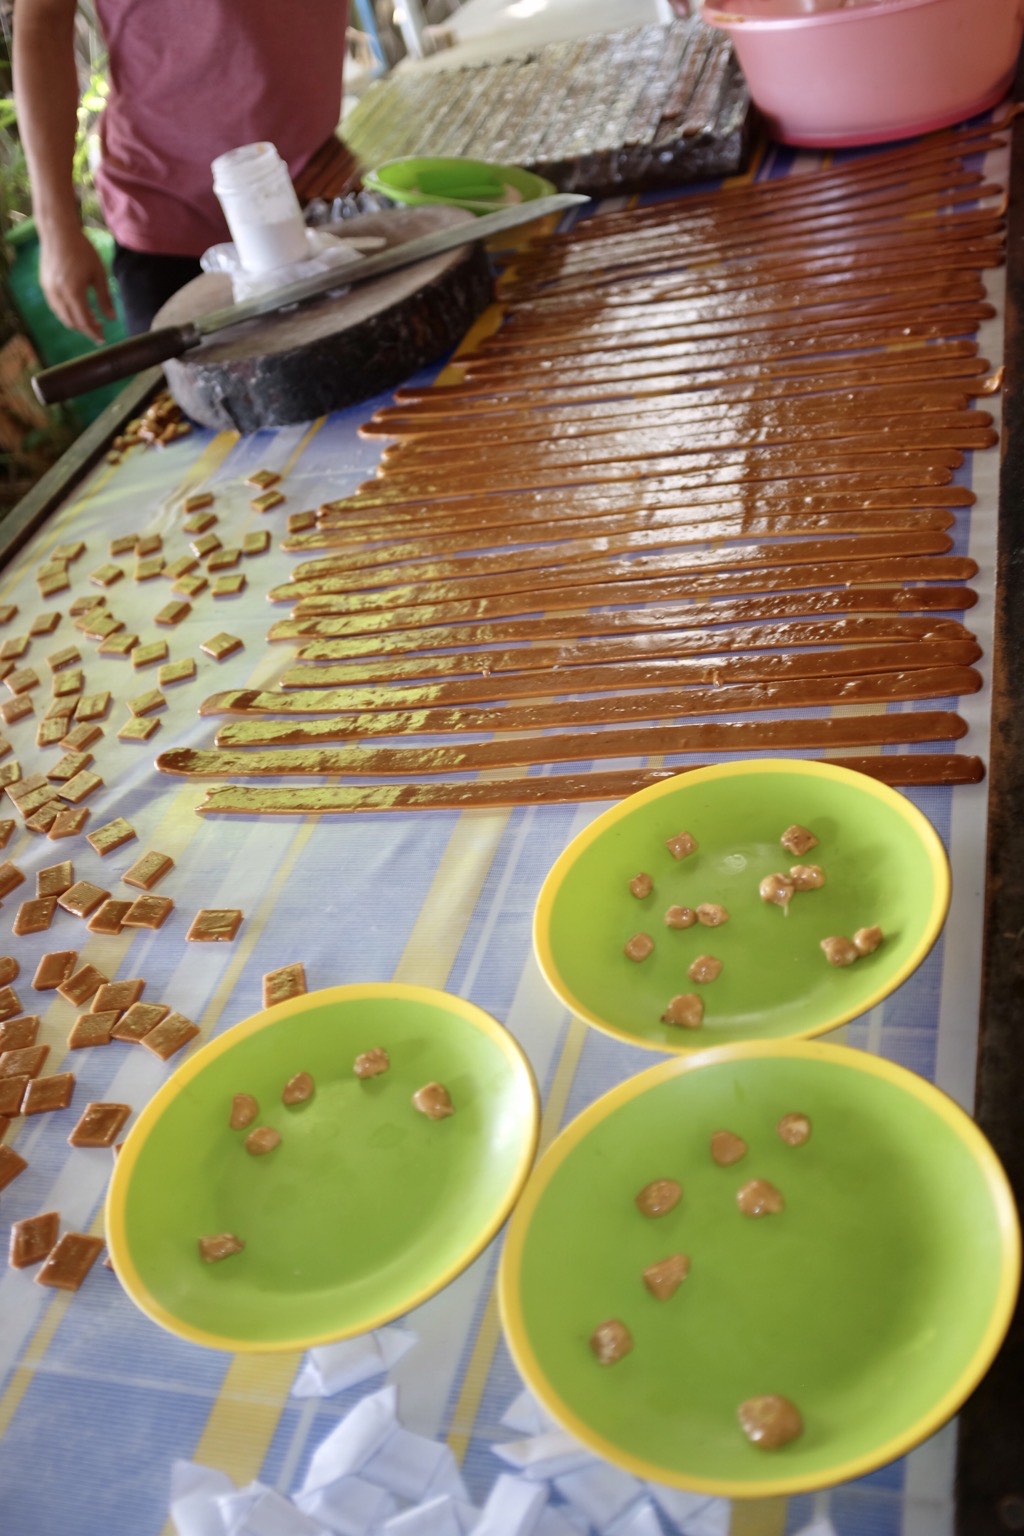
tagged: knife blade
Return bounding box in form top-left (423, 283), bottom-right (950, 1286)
top-left (32, 192), bottom-right (588, 406)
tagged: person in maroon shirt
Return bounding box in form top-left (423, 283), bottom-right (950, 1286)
top-left (13, 0), bottom-right (348, 337)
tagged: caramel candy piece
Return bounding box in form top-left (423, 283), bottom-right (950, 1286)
top-left (0, 1015), bottom-right (37, 1050)
top-left (38, 571), bottom-right (68, 597)
top-left (183, 492), bottom-right (215, 513)
top-left (174, 575), bottom-right (207, 602)
top-left (34, 950), bottom-right (77, 990)
top-left (37, 860), bottom-right (74, 897)
top-left (52, 668), bottom-right (84, 699)
top-left (118, 715), bottom-right (160, 743)
top-left (201, 632), bottom-right (243, 662)
top-left (58, 963), bottom-right (107, 1007)
top-left (54, 543), bottom-right (85, 565)
top-left (282, 1071), bottom-right (314, 1106)
top-left (22, 1071), bottom-right (75, 1114)
top-left (0, 820), bottom-right (13, 848)
top-left (48, 806), bottom-right (90, 839)
top-left (252, 490), bottom-right (285, 513)
top-left (112, 1002), bottom-right (169, 1041)
top-left (624, 932), bottom-right (654, 962)
top-left (14, 897), bottom-right (57, 935)
top-left (123, 851), bottom-right (174, 891)
top-left (737, 1395), bottom-right (803, 1451)
top-left (0, 635), bottom-right (27, 660)
top-left (29, 612), bottom-right (60, 637)
top-left (73, 695), bottom-right (111, 726)
top-left (122, 895), bottom-right (173, 929)
top-left (57, 880), bottom-right (109, 918)
top-left (230, 1093), bottom-right (259, 1130)
top-left (61, 722), bottom-right (102, 752)
top-left (37, 718), bottom-right (67, 748)
top-left (6, 667), bottom-right (39, 697)
top-left (159, 658), bottom-right (196, 688)
top-left (661, 993), bottom-right (704, 1029)
top-left (155, 600), bottom-right (191, 628)
top-left (48, 645), bottom-right (81, 673)
top-left (590, 1319), bottom-right (633, 1365)
top-left (98, 631), bottom-right (140, 657)
top-left (666, 831), bottom-right (698, 860)
top-left (0, 1075), bottom-right (29, 1115)
top-left (26, 805), bottom-right (61, 835)
top-left (90, 564), bottom-right (123, 589)
top-left (760, 874), bottom-right (795, 909)
top-left (636, 1178), bottom-right (682, 1217)
top-left (821, 935), bottom-right (859, 967)
top-left (183, 511), bottom-right (217, 537)
top-left (737, 1179), bottom-right (785, 1218)
top-left (246, 468), bottom-right (281, 490)
top-left (696, 903), bottom-right (729, 927)
top-left (132, 641), bottom-right (169, 670)
top-left (190, 533), bottom-right (221, 560)
top-left (0, 860), bottom-right (25, 899)
top-left (790, 864), bottom-right (825, 892)
top-left (777, 1112), bottom-right (812, 1147)
top-left (853, 925), bottom-right (883, 956)
top-left (688, 954), bottom-right (722, 984)
top-left (58, 768), bottom-right (103, 803)
top-left (354, 1047), bottom-right (389, 1079)
top-left (0, 955), bottom-right (17, 984)
top-left (128, 689), bottom-right (166, 717)
top-left (245, 1125), bottom-right (281, 1156)
top-left (711, 1130), bottom-right (748, 1166)
top-left (162, 555), bottom-right (198, 582)
top-left (199, 1233), bottom-right (245, 1263)
top-left (93, 979), bottom-right (144, 1013)
top-left (88, 899), bottom-right (133, 935)
top-left (9, 1211), bottom-right (59, 1268)
top-left (136, 534), bottom-right (162, 558)
top-left (412, 1082), bottom-right (454, 1120)
top-left (262, 962), bottom-right (307, 1010)
top-left (140, 1013), bottom-right (198, 1060)
top-left (69, 595), bottom-right (103, 616)
top-left (186, 908), bottom-right (242, 942)
top-left (212, 574), bottom-right (246, 598)
top-left (0, 604), bottom-right (15, 624)
top-left (109, 535), bottom-right (136, 558)
top-left (288, 510), bottom-right (313, 532)
top-left (68, 1101), bottom-right (131, 1147)
top-left (629, 872), bottom-right (652, 899)
top-left (664, 905), bottom-right (697, 929)
top-left (36, 1232), bottom-right (104, 1290)
top-left (0, 986), bottom-right (24, 1022)
top-left (78, 612), bottom-right (122, 641)
top-left (243, 531), bottom-right (271, 555)
top-left (135, 557), bottom-right (165, 582)
top-left (781, 825), bottom-right (818, 857)
top-left (642, 1252), bottom-right (690, 1300)
top-left (68, 1011), bottom-right (119, 1049)
top-left (0, 1042), bottom-right (46, 1079)
top-left (87, 818), bottom-right (136, 856)
top-left (1, 695), bottom-right (32, 726)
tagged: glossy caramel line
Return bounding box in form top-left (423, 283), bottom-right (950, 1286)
top-left (158, 712), bottom-right (967, 780)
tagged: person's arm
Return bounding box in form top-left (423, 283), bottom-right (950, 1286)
top-left (13, 0), bottom-right (114, 341)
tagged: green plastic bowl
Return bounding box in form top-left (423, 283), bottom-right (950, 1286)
top-left (363, 156), bottom-right (557, 215)
top-left (533, 759), bottom-right (951, 1053)
top-left (498, 1040), bottom-right (1021, 1497)
top-left (106, 984), bottom-right (539, 1351)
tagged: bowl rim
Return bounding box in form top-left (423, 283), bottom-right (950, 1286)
top-left (532, 758), bottom-right (952, 1053)
top-left (497, 1036), bottom-right (1023, 1497)
top-left (704, 0), bottom-right (989, 31)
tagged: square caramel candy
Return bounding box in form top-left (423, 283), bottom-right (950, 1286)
top-left (52, 668), bottom-right (84, 698)
top-left (155, 600), bottom-right (191, 627)
top-left (123, 851), bottom-right (174, 891)
top-left (159, 658), bottom-right (196, 688)
top-left (0, 1015), bottom-right (37, 1051)
top-left (38, 860), bottom-right (74, 896)
top-left (87, 899), bottom-right (132, 935)
top-left (44, 697), bottom-right (75, 722)
top-left (172, 573), bottom-right (207, 599)
top-left (0, 1041), bottom-right (47, 1078)
top-left (128, 689), bottom-right (166, 717)
top-left (287, 510), bottom-right (316, 534)
top-left (206, 546), bottom-right (240, 572)
top-left (0, 604), bottom-right (16, 625)
top-left (13, 784), bottom-right (57, 818)
top-left (98, 631), bottom-right (140, 657)
top-left (87, 818), bottom-right (135, 857)
top-left (58, 769), bottom-right (103, 803)
top-left (57, 880), bottom-right (109, 918)
top-left (73, 694), bottom-right (111, 724)
top-left (190, 533), bottom-right (221, 560)
top-left (263, 962), bottom-right (307, 1009)
top-left (9, 1211), bottom-right (59, 1268)
top-left (0, 762), bottom-right (22, 789)
top-left (33, 950), bottom-right (77, 990)
top-left (26, 805), bottom-right (61, 835)
top-left (81, 612), bottom-right (124, 642)
top-left (201, 632), bottom-right (243, 662)
top-left (14, 897), bottom-right (57, 936)
top-left (0, 636), bottom-right (28, 661)
top-left (68, 1101), bottom-right (131, 1147)
top-left (60, 722), bottom-right (102, 753)
top-left (0, 1075), bottom-right (28, 1115)
top-left (136, 534), bottom-right (162, 558)
top-left (122, 894), bottom-right (173, 930)
top-left (22, 1071), bottom-right (75, 1114)
top-left (183, 510), bottom-right (217, 535)
top-left (48, 752), bottom-right (92, 784)
top-left (183, 492), bottom-right (214, 514)
top-left (93, 979), bottom-right (144, 1013)
top-left (0, 736), bottom-right (10, 761)
top-left (54, 542), bottom-right (85, 564)
top-left (6, 667), bottom-right (40, 697)
top-left (134, 556), bottom-right (165, 582)
top-left (0, 955), bottom-right (18, 984)
top-left (0, 1143), bottom-right (28, 1191)
top-left (89, 563), bottom-right (124, 588)
top-left (112, 1001), bottom-right (169, 1041)
top-left (118, 715), bottom-right (160, 743)
top-left (1, 696), bottom-right (34, 726)
top-left (162, 556), bottom-right (198, 582)
top-left (252, 489), bottom-right (285, 513)
top-left (132, 640), bottom-right (169, 670)
top-left (38, 719), bottom-right (67, 749)
top-left (109, 535), bottom-right (137, 558)
top-left (0, 860), bottom-right (25, 898)
top-left (212, 574), bottom-right (246, 598)
top-left (246, 468), bottom-right (281, 490)
top-left (69, 595), bottom-right (103, 616)
top-left (47, 645), bottom-right (81, 672)
top-left (7, 771), bottom-right (48, 802)
top-left (186, 908), bottom-right (242, 943)
top-left (141, 1012), bottom-right (199, 1061)
top-left (38, 571), bottom-right (69, 598)
top-left (58, 963), bottom-right (107, 1007)
top-left (36, 1232), bottom-right (104, 1291)
top-left (48, 806), bottom-right (90, 839)
top-left (242, 530), bottom-right (271, 556)
top-left (68, 1011), bottom-right (119, 1049)
top-left (29, 612), bottom-right (60, 637)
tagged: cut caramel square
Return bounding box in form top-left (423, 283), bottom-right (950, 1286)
top-left (87, 899), bottom-right (132, 935)
top-left (186, 908), bottom-right (243, 943)
top-left (9, 1211), bottom-right (59, 1267)
top-left (131, 641), bottom-right (168, 670)
top-left (123, 851), bottom-right (173, 891)
top-left (246, 468), bottom-right (280, 489)
top-left (47, 646), bottom-right (80, 672)
top-left (33, 951), bottom-right (77, 990)
top-left (47, 752), bottom-right (92, 784)
top-left (98, 632), bottom-right (139, 657)
top-left (0, 987), bottom-right (24, 1023)
top-left (0, 860), bottom-right (25, 898)
top-left (242, 530), bottom-right (270, 556)
top-left (57, 964), bottom-right (107, 1007)
top-left (190, 533), bottom-right (221, 560)
top-left (183, 510), bottom-right (217, 535)
top-left (48, 807), bottom-right (90, 839)
top-left (111, 1002), bottom-right (168, 1041)
top-left (89, 563), bottom-right (124, 588)
top-left (92, 979), bottom-right (144, 1013)
top-left (68, 1011), bottom-right (119, 1049)
top-left (172, 573), bottom-right (207, 599)
top-left (127, 689), bottom-right (165, 717)
top-left (1, 696), bottom-right (33, 725)
top-left (60, 723), bottom-right (102, 752)
top-left (141, 1012), bottom-right (198, 1061)
top-left (201, 632), bottom-right (243, 662)
top-left (183, 492), bottom-right (214, 513)
top-left (68, 1101), bottom-right (130, 1147)
top-left (118, 715), bottom-right (160, 743)
top-left (13, 897), bottom-right (57, 935)
top-left (29, 612), bottom-right (60, 637)
top-left (35, 1232), bottom-right (103, 1290)
top-left (155, 600), bottom-right (190, 627)
top-left (87, 818), bottom-right (135, 856)
top-left (0, 1015), bottom-right (37, 1050)
top-left (122, 895), bottom-right (173, 929)
top-left (58, 769), bottom-right (103, 804)
top-left (57, 881), bottom-right (109, 919)
top-left (0, 956), bottom-right (17, 984)
top-left (252, 489), bottom-right (285, 513)
top-left (0, 1042), bottom-right (45, 1077)
top-left (22, 1071), bottom-right (75, 1114)
top-left (262, 962), bottom-right (307, 1009)
top-left (6, 667), bottom-right (40, 696)
top-left (206, 546), bottom-right (240, 572)
top-left (0, 1075), bottom-right (28, 1115)
top-left (37, 860), bottom-right (73, 897)
top-left (159, 658), bottom-right (196, 687)
top-left (73, 694), bottom-right (111, 724)
top-left (37, 718), bottom-right (67, 747)
top-left (0, 1143), bottom-right (28, 1191)
top-left (212, 574), bottom-right (246, 598)
top-left (134, 556), bottom-right (165, 582)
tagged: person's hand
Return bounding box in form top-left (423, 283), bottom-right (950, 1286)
top-left (38, 222), bottom-right (115, 343)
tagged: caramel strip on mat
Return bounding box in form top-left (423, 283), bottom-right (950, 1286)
top-left (194, 755), bottom-right (986, 815)
top-left (159, 711), bottom-right (968, 781)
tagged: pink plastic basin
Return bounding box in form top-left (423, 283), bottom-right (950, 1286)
top-left (703, 0), bottom-right (1024, 147)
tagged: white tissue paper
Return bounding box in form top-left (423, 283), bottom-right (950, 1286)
top-left (535, 1507), bottom-right (591, 1536)
top-left (382, 1493), bottom-right (478, 1535)
top-left (473, 1473), bottom-right (548, 1536)
top-left (215, 1480), bottom-right (271, 1533)
top-left (294, 1476), bottom-right (397, 1536)
top-left (361, 1426), bottom-right (468, 1504)
top-left (500, 1391), bottom-right (559, 1438)
top-left (493, 1430), bottom-right (595, 1482)
top-left (301, 1387), bottom-right (400, 1495)
top-left (554, 1464), bottom-right (644, 1529)
top-left (647, 1487), bottom-right (730, 1536)
top-left (169, 1461), bottom-right (235, 1536)
top-left (605, 1501), bottom-right (664, 1536)
top-left (231, 1488), bottom-right (327, 1536)
top-left (292, 1328), bottom-right (417, 1398)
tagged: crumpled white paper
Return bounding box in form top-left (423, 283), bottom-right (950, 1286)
top-left (500, 1390), bottom-right (559, 1438)
top-left (382, 1493), bottom-right (478, 1534)
top-left (362, 1425), bottom-right (467, 1504)
top-left (473, 1473), bottom-right (548, 1536)
top-left (535, 1508), bottom-right (589, 1536)
top-left (493, 1429), bottom-right (595, 1483)
top-left (647, 1486), bottom-right (730, 1536)
top-left (555, 1464), bottom-right (645, 1530)
top-left (292, 1328), bottom-right (417, 1398)
top-left (301, 1387), bottom-right (400, 1496)
top-left (293, 1475), bottom-right (397, 1536)
top-left (169, 1461), bottom-right (235, 1536)
top-left (230, 1487), bottom-right (327, 1536)
top-left (605, 1501), bottom-right (664, 1536)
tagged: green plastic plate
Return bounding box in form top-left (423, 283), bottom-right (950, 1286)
top-left (363, 156), bottom-right (557, 215)
top-left (498, 1040), bottom-right (1020, 1497)
top-left (534, 759), bottom-right (950, 1051)
top-left (107, 984), bottom-right (539, 1350)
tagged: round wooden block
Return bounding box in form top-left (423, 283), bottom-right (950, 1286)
top-left (157, 207), bottom-right (493, 433)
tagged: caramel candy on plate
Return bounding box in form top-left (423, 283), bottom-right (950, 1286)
top-left (635, 1178), bottom-right (682, 1217)
top-left (777, 1112), bottom-right (812, 1147)
top-left (664, 905), bottom-right (696, 929)
top-left (229, 1093), bottom-right (259, 1130)
top-left (737, 1179), bottom-right (785, 1218)
top-left (696, 903), bottom-right (729, 927)
top-left (199, 1233), bottom-right (244, 1263)
top-left (780, 825), bottom-right (818, 857)
top-left (661, 994), bottom-right (703, 1029)
top-left (760, 873), bottom-right (795, 909)
top-left (820, 935), bottom-right (859, 967)
top-left (412, 1082), bottom-right (453, 1120)
top-left (245, 1125), bottom-right (281, 1156)
top-left (629, 872), bottom-right (652, 899)
top-left (688, 954), bottom-right (722, 984)
top-left (282, 1072), bottom-right (314, 1106)
top-left (590, 1319), bottom-right (633, 1365)
top-left (665, 831), bottom-right (697, 860)
top-left (737, 1394), bottom-right (803, 1450)
top-left (354, 1047), bottom-right (389, 1079)
top-left (789, 864), bottom-right (825, 891)
top-left (853, 925), bottom-right (883, 956)
top-left (710, 1129), bottom-right (748, 1166)
top-left (121, 895), bottom-right (173, 929)
top-left (624, 932), bottom-right (654, 963)
top-left (642, 1252), bottom-right (690, 1300)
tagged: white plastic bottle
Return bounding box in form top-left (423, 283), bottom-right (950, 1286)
top-left (211, 142), bottom-right (309, 274)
